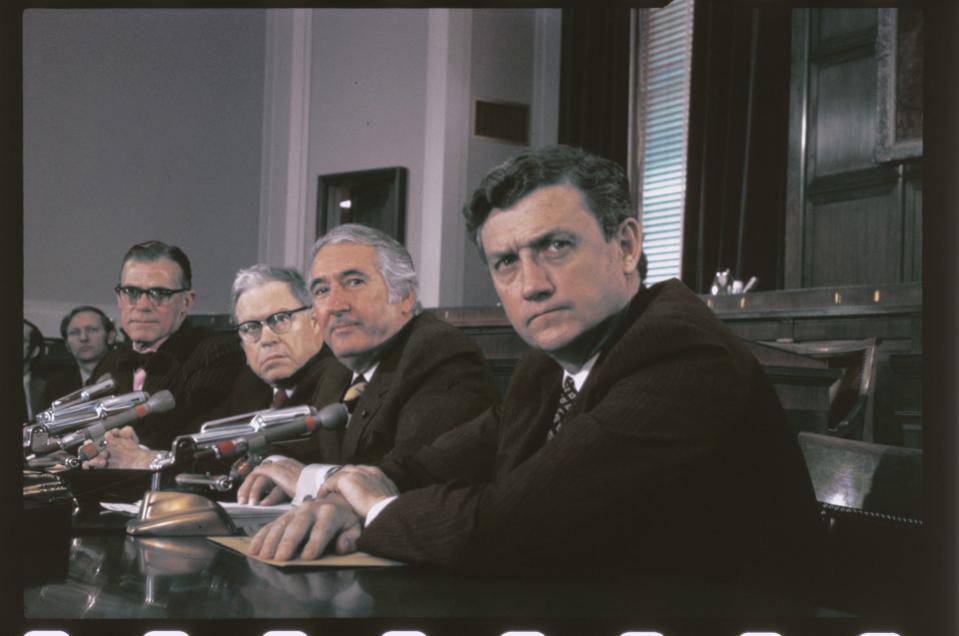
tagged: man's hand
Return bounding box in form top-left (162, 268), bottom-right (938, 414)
top-left (237, 458), bottom-right (305, 505)
top-left (317, 465), bottom-right (399, 517)
top-left (249, 492), bottom-right (362, 561)
top-left (82, 426), bottom-right (157, 469)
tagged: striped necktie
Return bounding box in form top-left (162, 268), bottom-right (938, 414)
top-left (547, 376), bottom-right (578, 440)
top-left (343, 376), bottom-right (367, 416)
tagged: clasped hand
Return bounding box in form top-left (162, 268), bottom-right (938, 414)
top-left (249, 466), bottom-right (399, 561)
top-left (81, 426), bottom-right (158, 469)
top-left (249, 492), bottom-right (361, 561)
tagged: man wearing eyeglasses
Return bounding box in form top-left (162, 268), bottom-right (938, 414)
top-left (236, 224), bottom-right (500, 506)
top-left (212, 264), bottom-right (338, 418)
top-left (84, 240), bottom-right (244, 465)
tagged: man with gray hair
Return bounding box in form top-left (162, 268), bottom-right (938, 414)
top-left (87, 263), bottom-right (334, 470)
top-left (237, 224), bottom-right (500, 505)
top-left (213, 264), bottom-right (337, 415)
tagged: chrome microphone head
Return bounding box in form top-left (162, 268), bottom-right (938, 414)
top-left (250, 405), bottom-right (316, 431)
top-left (49, 374), bottom-right (116, 410)
top-left (41, 391), bottom-right (149, 435)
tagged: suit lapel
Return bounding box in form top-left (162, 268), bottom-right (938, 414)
top-left (340, 365), bottom-right (392, 462)
top-left (495, 363), bottom-right (563, 475)
top-left (312, 363), bottom-right (351, 463)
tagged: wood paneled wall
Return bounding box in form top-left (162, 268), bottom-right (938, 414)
top-left (435, 282), bottom-right (922, 447)
top-left (786, 9), bottom-right (922, 289)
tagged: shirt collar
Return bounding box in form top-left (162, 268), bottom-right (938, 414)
top-left (352, 361), bottom-right (379, 384)
top-left (563, 352), bottom-right (599, 392)
top-left (132, 334), bottom-right (171, 354)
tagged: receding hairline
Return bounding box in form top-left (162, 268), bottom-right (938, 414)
top-left (309, 242), bottom-right (380, 280)
top-left (475, 181), bottom-right (609, 254)
top-left (121, 254), bottom-right (189, 287)
top-left (234, 280), bottom-right (305, 319)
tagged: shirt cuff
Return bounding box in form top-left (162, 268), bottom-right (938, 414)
top-left (365, 495), bottom-right (397, 526)
top-left (292, 463), bottom-right (341, 504)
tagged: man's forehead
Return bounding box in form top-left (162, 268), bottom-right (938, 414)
top-left (481, 211), bottom-right (573, 255)
top-left (69, 311), bottom-right (102, 327)
top-left (479, 183), bottom-right (597, 252)
top-left (311, 243), bottom-right (377, 278)
top-left (235, 282), bottom-right (299, 320)
top-left (121, 257), bottom-right (182, 282)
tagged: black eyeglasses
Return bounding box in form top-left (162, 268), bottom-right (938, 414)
top-left (236, 306), bottom-right (311, 343)
top-left (115, 284), bottom-right (190, 306)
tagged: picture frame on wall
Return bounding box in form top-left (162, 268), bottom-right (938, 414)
top-left (875, 8), bottom-right (923, 163)
top-left (316, 167), bottom-right (407, 242)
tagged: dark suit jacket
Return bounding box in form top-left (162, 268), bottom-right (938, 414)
top-left (40, 365), bottom-right (83, 411)
top-left (208, 346), bottom-right (338, 419)
top-left (90, 321), bottom-right (245, 449)
top-left (24, 374), bottom-right (47, 422)
top-left (358, 280), bottom-right (823, 584)
top-left (285, 312), bottom-right (500, 467)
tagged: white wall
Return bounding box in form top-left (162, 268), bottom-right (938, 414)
top-left (22, 8), bottom-right (561, 337)
top-left (462, 9), bottom-right (562, 307)
top-left (307, 9), bottom-right (430, 275)
top-left (23, 9), bottom-right (266, 335)
top-left (260, 8), bottom-right (560, 308)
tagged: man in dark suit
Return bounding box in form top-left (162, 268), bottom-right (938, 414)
top-left (84, 240), bottom-right (244, 466)
top-left (93, 264), bottom-right (338, 470)
top-left (215, 264), bottom-right (334, 416)
top-left (236, 224), bottom-right (499, 506)
top-left (40, 306), bottom-right (117, 409)
top-left (249, 146), bottom-right (822, 589)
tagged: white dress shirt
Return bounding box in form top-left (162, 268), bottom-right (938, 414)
top-left (273, 363), bottom-right (379, 505)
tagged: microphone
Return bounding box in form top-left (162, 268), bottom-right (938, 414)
top-left (198, 407), bottom-right (276, 433)
top-left (37, 391), bottom-right (149, 435)
top-left (36, 390), bottom-right (176, 457)
top-left (49, 374), bottom-right (116, 410)
top-left (196, 402), bottom-right (347, 462)
top-left (184, 405), bottom-right (316, 449)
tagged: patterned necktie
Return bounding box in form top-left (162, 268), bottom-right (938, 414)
top-left (271, 389), bottom-right (289, 409)
top-left (548, 376), bottom-right (578, 440)
top-left (343, 376), bottom-right (367, 415)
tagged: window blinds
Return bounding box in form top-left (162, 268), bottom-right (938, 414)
top-left (634, 0), bottom-right (695, 284)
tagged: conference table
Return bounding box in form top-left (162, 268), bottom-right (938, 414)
top-left (16, 497), bottom-right (866, 636)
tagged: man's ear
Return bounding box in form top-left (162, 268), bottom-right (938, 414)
top-left (107, 331), bottom-right (117, 346)
top-left (308, 310), bottom-right (323, 336)
top-left (398, 292), bottom-right (416, 317)
top-left (616, 218), bottom-right (643, 274)
top-left (181, 289), bottom-right (197, 312)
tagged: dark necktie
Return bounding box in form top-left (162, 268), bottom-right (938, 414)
top-left (343, 376), bottom-right (367, 416)
top-left (129, 351), bottom-right (156, 369)
top-left (548, 376), bottom-right (578, 440)
top-left (271, 389), bottom-right (289, 409)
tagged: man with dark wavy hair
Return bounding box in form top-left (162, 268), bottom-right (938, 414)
top-left (250, 146), bottom-right (821, 593)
